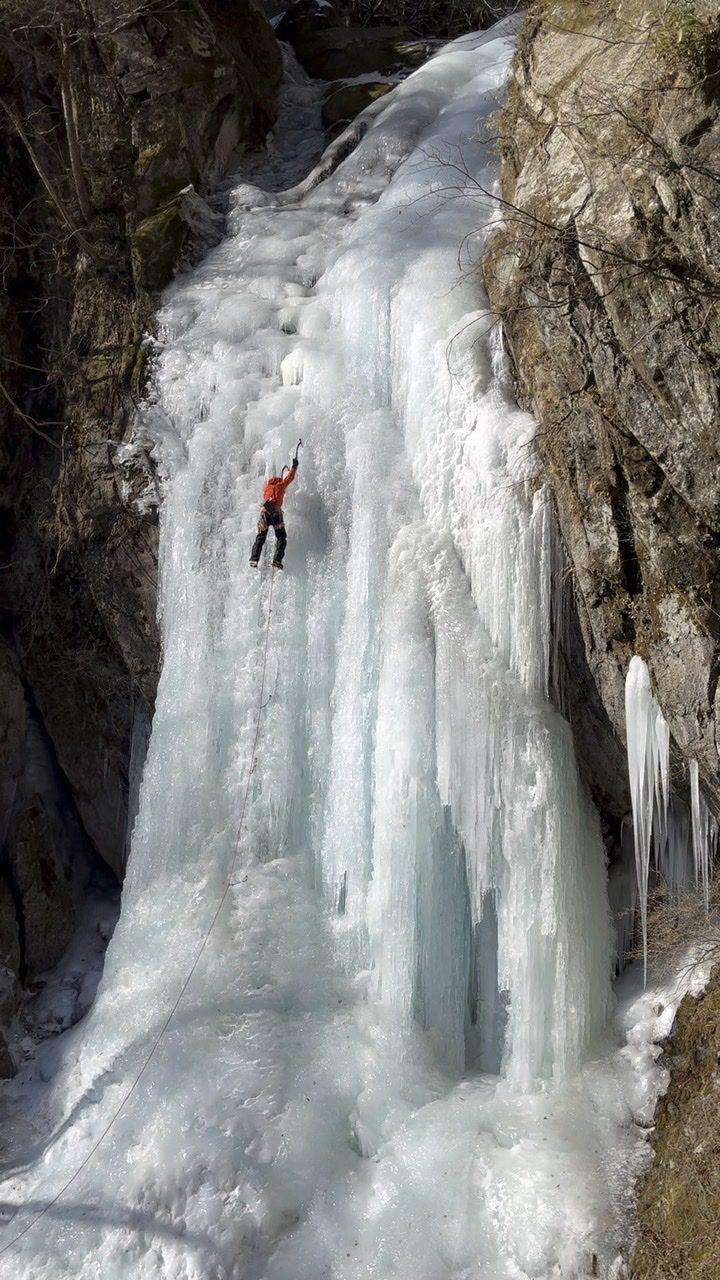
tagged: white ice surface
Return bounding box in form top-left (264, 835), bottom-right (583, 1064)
top-left (625, 658), bottom-right (716, 949)
top-left (689, 759), bottom-right (717, 911)
top-left (624, 657), bottom-right (670, 978)
top-left (0, 28), bottom-right (693, 1280)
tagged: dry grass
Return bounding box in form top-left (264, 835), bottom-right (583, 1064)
top-left (641, 880), bottom-right (720, 977)
top-left (650, 0), bottom-right (720, 78)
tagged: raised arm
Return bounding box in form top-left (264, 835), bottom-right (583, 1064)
top-left (280, 459), bottom-right (298, 494)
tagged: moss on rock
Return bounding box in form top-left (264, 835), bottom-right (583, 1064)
top-left (134, 142), bottom-right (164, 177)
top-left (130, 192), bottom-right (189, 294)
top-left (322, 82), bottom-right (393, 128)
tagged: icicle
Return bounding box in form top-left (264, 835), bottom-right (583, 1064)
top-left (124, 695), bottom-right (152, 873)
top-left (657, 795), bottom-right (692, 890)
top-left (624, 656), bottom-right (670, 980)
top-left (653, 711), bottom-right (670, 865)
top-left (689, 759), bottom-right (716, 910)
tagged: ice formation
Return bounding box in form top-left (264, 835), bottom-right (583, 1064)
top-left (625, 657), bottom-right (717, 964)
top-left (624, 656), bottom-right (670, 977)
top-left (690, 759), bottom-right (717, 910)
top-left (0, 27), bottom-right (698, 1280)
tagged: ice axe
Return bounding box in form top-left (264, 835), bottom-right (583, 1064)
top-left (281, 440), bottom-right (303, 477)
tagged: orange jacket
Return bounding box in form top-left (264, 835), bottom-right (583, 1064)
top-left (263, 464), bottom-right (296, 509)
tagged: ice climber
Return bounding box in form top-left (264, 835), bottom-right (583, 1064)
top-left (249, 449), bottom-right (299, 570)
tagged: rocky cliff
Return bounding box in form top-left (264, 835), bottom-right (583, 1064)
top-left (485, 0), bottom-right (720, 823)
top-left (0, 0), bottom-right (282, 1073)
top-left (486, 0), bottom-right (720, 1271)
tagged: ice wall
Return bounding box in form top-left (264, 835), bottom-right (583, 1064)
top-left (0, 30), bottom-right (645, 1280)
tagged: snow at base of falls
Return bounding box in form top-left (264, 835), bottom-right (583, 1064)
top-left (0, 27), bottom-right (697, 1280)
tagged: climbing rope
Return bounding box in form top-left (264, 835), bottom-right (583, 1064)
top-left (0, 569), bottom-right (278, 1258)
top-left (230, 566), bottom-right (277, 880)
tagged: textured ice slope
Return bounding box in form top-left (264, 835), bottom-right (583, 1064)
top-left (0, 28), bottom-right (681, 1280)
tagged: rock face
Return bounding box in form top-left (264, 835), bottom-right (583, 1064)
top-left (0, 0), bottom-right (282, 1068)
top-left (485, 0), bottom-right (720, 818)
top-left (13, 804), bottom-right (75, 980)
top-left (274, 6), bottom-right (436, 133)
top-left (0, 637), bottom-right (90, 1075)
top-left (0, 873), bottom-right (21, 1077)
top-left (0, 0), bottom-right (281, 863)
top-left (276, 17), bottom-right (435, 79)
top-left (487, 3), bottom-right (720, 1265)
top-left (322, 82), bottom-right (393, 131)
top-left (270, 0), bottom-right (521, 44)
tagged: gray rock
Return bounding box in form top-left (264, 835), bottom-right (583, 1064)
top-left (0, 0), bottom-right (283, 874)
top-left (0, 640), bottom-right (26, 853)
top-left (0, 874), bottom-right (21, 1079)
top-left (0, 1034), bottom-right (15, 1080)
top-left (0, 878), bottom-right (20, 1035)
top-left (13, 802), bottom-right (75, 980)
top-left (322, 81), bottom-right (393, 129)
top-left (0, 880), bottom-right (20, 995)
top-left (278, 22), bottom-right (434, 79)
top-left (485, 0), bottom-right (720, 816)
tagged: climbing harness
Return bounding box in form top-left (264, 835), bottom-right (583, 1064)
top-left (0, 570), bottom-right (278, 1258)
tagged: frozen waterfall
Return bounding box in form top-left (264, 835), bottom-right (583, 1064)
top-left (0, 24), bottom-right (694, 1280)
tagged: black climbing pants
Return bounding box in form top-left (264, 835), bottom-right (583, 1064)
top-left (251, 502), bottom-right (287, 566)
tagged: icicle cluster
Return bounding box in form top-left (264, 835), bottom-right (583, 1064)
top-left (624, 657), bottom-right (670, 978)
top-left (625, 657), bottom-right (718, 976)
top-left (690, 760), bottom-right (717, 910)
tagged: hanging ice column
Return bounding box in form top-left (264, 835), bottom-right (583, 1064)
top-left (625, 657), bottom-right (670, 976)
top-left (625, 655), bottom-right (716, 973)
top-left (690, 760), bottom-right (717, 910)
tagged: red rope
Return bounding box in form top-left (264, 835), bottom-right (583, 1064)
top-left (0, 569), bottom-right (278, 1257)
